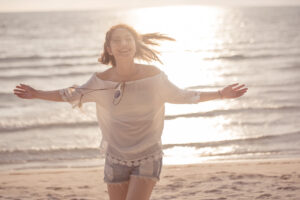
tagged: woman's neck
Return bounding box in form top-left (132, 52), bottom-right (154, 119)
top-left (114, 60), bottom-right (139, 78)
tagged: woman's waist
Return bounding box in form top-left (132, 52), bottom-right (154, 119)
top-left (105, 142), bottom-right (163, 164)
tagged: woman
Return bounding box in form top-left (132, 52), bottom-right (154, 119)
top-left (13, 24), bottom-right (248, 200)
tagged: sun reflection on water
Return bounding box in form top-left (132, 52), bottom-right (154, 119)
top-left (126, 6), bottom-right (239, 164)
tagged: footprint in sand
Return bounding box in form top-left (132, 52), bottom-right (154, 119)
top-left (277, 186), bottom-right (299, 191)
top-left (216, 171), bottom-right (228, 174)
top-left (191, 181), bottom-right (202, 184)
top-left (229, 174), bottom-right (243, 180)
top-left (204, 189), bottom-right (221, 194)
top-left (231, 186), bottom-right (240, 191)
top-left (163, 175), bottom-right (174, 178)
top-left (46, 186), bottom-right (71, 191)
top-left (172, 178), bottom-right (185, 182)
top-left (256, 193), bottom-right (272, 199)
top-left (280, 174), bottom-right (291, 180)
top-left (209, 176), bottom-right (222, 181)
top-left (78, 185), bottom-right (90, 189)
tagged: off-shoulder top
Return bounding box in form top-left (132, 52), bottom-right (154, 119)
top-left (59, 70), bottom-right (201, 166)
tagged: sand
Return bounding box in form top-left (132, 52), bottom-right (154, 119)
top-left (0, 159), bottom-right (300, 200)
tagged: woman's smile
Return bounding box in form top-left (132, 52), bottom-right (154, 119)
top-left (119, 48), bottom-right (131, 54)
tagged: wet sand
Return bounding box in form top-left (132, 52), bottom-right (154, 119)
top-left (1, 159), bottom-right (300, 200)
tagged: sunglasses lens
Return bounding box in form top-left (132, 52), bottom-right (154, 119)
top-left (114, 90), bottom-right (121, 98)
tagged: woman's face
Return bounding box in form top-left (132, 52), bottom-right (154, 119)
top-left (108, 28), bottom-right (136, 61)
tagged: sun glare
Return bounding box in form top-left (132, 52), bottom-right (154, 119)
top-left (125, 6), bottom-right (236, 164)
top-left (127, 5), bottom-right (227, 85)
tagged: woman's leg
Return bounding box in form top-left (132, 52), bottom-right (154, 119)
top-left (125, 176), bottom-right (157, 200)
top-left (107, 181), bottom-right (129, 200)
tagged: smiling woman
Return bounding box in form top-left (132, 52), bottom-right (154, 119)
top-left (13, 23), bottom-right (247, 200)
top-left (98, 24), bottom-right (175, 67)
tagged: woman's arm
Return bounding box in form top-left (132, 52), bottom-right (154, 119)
top-left (13, 84), bottom-right (63, 102)
top-left (198, 83), bottom-right (248, 102)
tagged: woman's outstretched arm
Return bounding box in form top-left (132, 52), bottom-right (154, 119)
top-left (198, 83), bottom-right (248, 102)
top-left (13, 84), bottom-right (63, 102)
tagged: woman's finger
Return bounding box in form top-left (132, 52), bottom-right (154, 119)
top-left (20, 84), bottom-right (30, 89)
top-left (14, 89), bottom-right (25, 93)
top-left (16, 85), bottom-right (25, 89)
top-left (229, 83), bottom-right (239, 87)
top-left (233, 84), bottom-right (245, 91)
top-left (240, 88), bottom-right (248, 92)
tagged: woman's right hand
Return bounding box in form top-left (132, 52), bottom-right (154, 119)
top-left (13, 84), bottom-right (37, 99)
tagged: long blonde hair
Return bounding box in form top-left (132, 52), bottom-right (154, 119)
top-left (98, 24), bottom-right (175, 66)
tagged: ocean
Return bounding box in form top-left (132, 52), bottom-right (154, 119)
top-left (1, 6), bottom-right (300, 171)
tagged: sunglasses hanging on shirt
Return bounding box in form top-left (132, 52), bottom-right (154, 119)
top-left (70, 81), bottom-right (126, 106)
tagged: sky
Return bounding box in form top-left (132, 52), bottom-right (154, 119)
top-left (1, 0), bottom-right (300, 13)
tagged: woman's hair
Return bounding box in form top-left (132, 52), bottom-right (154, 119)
top-left (98, 24), bottom-right (175, 66)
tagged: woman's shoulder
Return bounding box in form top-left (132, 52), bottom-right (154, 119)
top-left (95, 69), bottom-right (112, 81)
top-left (137, 64), bottom-right (162, 77)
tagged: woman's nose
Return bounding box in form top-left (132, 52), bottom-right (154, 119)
top-left (120, 39), bottom-right (128, 46)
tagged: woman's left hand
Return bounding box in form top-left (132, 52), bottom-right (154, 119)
top-left (220, 83), bottom-right (248, 99)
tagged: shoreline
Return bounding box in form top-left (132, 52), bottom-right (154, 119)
top-left (1, 156), bottom-right (298, 172)
top-left (1, 158), bottom-right (300, 200)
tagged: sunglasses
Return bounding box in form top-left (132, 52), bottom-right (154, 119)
top-left (70, 81), bottom-right (125, 106)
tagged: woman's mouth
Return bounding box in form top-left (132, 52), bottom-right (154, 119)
top-left (119, 49), bottom-right (131, 54)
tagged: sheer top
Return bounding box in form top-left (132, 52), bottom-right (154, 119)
top-left (59, 70), bottom-right (201, 166)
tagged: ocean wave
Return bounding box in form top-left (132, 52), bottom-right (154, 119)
top-left (163, 131), bottom-right (300, 150)
top-left (203, 53), bottom-right (300, 61)
top-left (0, 147), bottom-right (103, 165)
top-left (191, 46), bottom-right (300, 53)
top-left (0, 54), bottom-right (99, 63)
top-left (187, 79), bottom-right (300, 89)
top-left (0, 121), bottom-right (98, 133)
top-left (1, 105), bottom-right (300, 133)
top-left (0, 92), bottom-right (13, 98)
top-left (165, 105), bottom-right (300, 120)
top-left (273, 64), bottom-right (300, 71)
top-left (0, 61), bottom-right (98, 70)
top-left (0, 71), bottom-right (94, 80)
top-left (1, 131), bottom-right (299, 165)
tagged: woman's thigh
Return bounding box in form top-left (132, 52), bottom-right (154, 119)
top-left (126, 176), bottom-right (157, 200)
top-left (107, 181), bottom-right (129, 200)
top-left (104, 157), bottom-right (132, 200)
top-left (126, 158), bottom-right (163, 200)
top-left (104, 157), bottom-right (163, 200)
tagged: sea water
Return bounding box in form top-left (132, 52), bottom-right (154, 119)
top-left (0, 6), bottom-right (300, 170)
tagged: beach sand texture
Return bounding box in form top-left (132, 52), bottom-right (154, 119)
top-left (1, 159), bottom-right (300, 200)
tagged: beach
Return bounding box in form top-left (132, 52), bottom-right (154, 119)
top-left (1, 6), bottom-right (300, 200)
top-left (1, 159), bottom-right (300, 200)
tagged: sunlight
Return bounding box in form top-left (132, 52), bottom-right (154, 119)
top-left (162, 116), bottom-right (235, 145)
top-left (125, 6), bottom-right (238, 164)
top-left (127, 5), bottom-right (228, 86)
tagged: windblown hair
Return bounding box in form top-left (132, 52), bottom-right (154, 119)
top-left (98, 24), bottom-right (175, 66)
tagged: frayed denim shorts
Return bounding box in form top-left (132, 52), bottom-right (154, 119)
top-left (103, 156), bottom-right (163, 184)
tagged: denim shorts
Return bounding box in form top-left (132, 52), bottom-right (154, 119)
top-left (103, 156), bottom-right (163, 184)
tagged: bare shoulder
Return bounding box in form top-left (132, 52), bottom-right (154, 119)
top-left (96, 68), bottom-right (113, 80)
top-left (138, 64), bottom-right (161, 77)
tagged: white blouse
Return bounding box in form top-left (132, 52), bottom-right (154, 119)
top-left (59, 70), bottom-right (201, 166)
